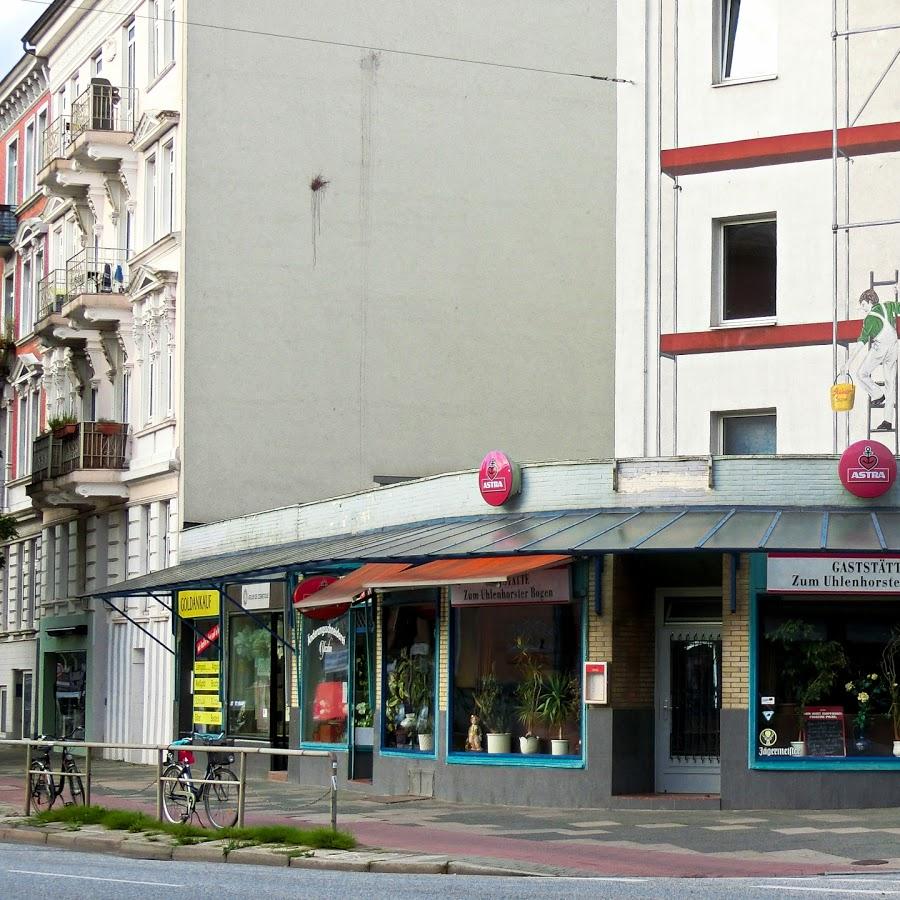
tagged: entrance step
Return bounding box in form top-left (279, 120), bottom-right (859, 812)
top-left (267, 770), bottom-right (289, 782)
top-left (610, 793), bottom-right (721, 810)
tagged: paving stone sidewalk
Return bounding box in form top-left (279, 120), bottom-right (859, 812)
top-left (3, 748), bottom-right (900, 877)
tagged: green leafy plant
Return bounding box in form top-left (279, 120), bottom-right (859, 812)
top-left (845, 671), bottom-right (887, 735)
top-left (354, 701), bottom-right (373, 728)
top-left (538, 672), bottom-right (581, 740)
top-left (46, 412), bottom-right (78, 432)
top-left (513, 635), bottom-right (544, 738)
top-left (769, 619), bottom-right (848, 740)
top-left (473, 669), bottom-right (509, 734)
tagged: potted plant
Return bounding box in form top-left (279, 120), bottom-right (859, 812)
top-left (538, 672), bottom-right (580, 755)
top-left (769, 619), bottom-right (848, 755)
top-left (96, 417), bottom-right (121, 436)
top-left (46, 412), bottom-right (78, 437)
top-left (881, 628), bottom-right (900, 756)
top-left (353, 701), bottom-right (374, 746)
top-left (513, 635), bottom-right (544, 753)
top-left (409, 655), bottom-right (434, 752)
top-left (473, 670), bottom-right (510, 753)
top-left (844, 671), bottom-right (887, 752)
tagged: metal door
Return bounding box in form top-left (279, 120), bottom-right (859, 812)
top-left (655, 627), bottom-right (722, 793)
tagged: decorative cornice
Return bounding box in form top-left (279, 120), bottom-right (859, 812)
top-left (0, 70), bottom-right (47, 134)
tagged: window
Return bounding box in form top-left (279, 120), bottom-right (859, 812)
top-left (20, 257), bottom-right (32, 337)
top-left (227, 613), bottom-right (282, 739)
top-left (144, 155), bottom-right (157, 245)
top-left (755, 596), bottom-right (900, 763)
top-left (5, 139), bottom-right (18, 205)
top-left (56, 86), bottom-right (66, 117)
top-left (32, 250), bottom-right (42, 329)
top-left (717, 411), bottom-right (776, 455)
top-left (141, 503), bottom-right (151, 573)
top-left (160, 140), bottom-right (175, 233)
top-left (35, 109), bottom-right (47, 172)
top-left (91, 49), bottom-right (103, 76)
top-left (381, 593), bottom-right (437, 753)
top-left (2, 273), bottom-right (13, 334)
top-left (450, 570), bottom-right (582, 758)
top-left (721, 0), bottom-right (777, 81)
top-left (50, 651), bottom-right (86, 738)
top-left (23, 123), bottom-right (35, 198)
top-left (302, 611), bottom-right (349, 745)
top-left (720, 218), bottom-right (776, 321)
top-left (16, 396), bottom-right (27, 477)
top-left (120, 368), bottom-right (131, 423)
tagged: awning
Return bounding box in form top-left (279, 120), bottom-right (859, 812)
top-left (293, 562), bottom-right (412, 609)
top-left (364, 554), bottom-right (570, 588)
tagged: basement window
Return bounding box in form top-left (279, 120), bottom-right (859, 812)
top-left (717, 411), bottom-right (776, 455)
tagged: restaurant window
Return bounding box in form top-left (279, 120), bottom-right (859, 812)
top-left (450, 569), bottom-right (582, 758)
top-left (755, 595), bottom-right (900, 763)
top-left (302, 611), bottom-right (349, 745)
top-left (720, 218), bottom-right (776, 322)
top-left (381, 591), bottom-right (438, 753)
top-left (720, 0), bottom-right (777, 81)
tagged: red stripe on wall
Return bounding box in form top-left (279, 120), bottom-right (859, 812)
top-left (661, 121), bottom-right (900, 176)
top-left (660, 320), bottom-right (867, 356)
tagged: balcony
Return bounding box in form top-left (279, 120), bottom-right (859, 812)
top-left (28, 422), bottom-right (129, 508)
top-left (0, 204), bottom-right (16, 260)
top-left (63, 247), bottom-right (131, 329)
top-left (33, 270), bottom-right (70, 342)
top-left (67, 81), bottom-right (137, 170)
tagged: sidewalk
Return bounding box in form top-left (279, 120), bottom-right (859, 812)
top-left (3, 748), bottom-right (900, 878)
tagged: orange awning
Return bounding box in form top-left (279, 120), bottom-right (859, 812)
top-left (294, 562), bottom-right (412, 609)
top-left (363, 555), bottom-right (570, 588)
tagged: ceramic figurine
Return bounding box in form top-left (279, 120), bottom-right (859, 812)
top-left (465, 713), bottom-right (483, 751)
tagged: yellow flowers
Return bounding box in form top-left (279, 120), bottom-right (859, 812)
top-left (858, 692), bottom-right (870, 704)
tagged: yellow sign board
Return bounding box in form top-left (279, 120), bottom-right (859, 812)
top-left (193, 709), bottom-right (223, 726)
top-left (194, 677), bottom-right (219, 692)
top-left (193, 694), bottom-right (222, 710)
top-left (194, 661), bottom-right (220, 675)
top-left (178, 590), bottom-right (220, 619)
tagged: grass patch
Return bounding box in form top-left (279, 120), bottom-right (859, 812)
top-left (30, 805), bottom-right (355, 850)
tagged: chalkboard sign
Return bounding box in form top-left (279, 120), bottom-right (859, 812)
top-left (804, 707), bottom-right (846, 757)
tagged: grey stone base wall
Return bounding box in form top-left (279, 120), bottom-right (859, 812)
top-left (722, 709), bottom-right (900, 809)
top-left (611, 709), bottom-right (654, 795)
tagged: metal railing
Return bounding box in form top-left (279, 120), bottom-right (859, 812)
top-left (31, 422), bottom-right (129, 484)
top-left (40, 116), bottom-right (71, 167)
top-left (0, 204), bottom-right (16, 245)
top-left (1, 737), bottom-right (336, 829)
top-left (66, 247), bottom-right (129, 301)
top-left (37, 269), bottom-right (67, 320)
top-left (70, 82), bottom-right (137, 140)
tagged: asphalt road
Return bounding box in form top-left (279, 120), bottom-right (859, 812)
top-left (3, 843), bottom-right (900, 899)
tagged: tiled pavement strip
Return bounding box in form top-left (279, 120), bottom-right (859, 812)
top-left (2, 748), bottom-right (900, 877)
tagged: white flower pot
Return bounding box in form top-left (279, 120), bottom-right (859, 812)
top-left (790, 741), bottom-right (806, 756)
top-left (354, 726), bottom-right (374, 747)
top-left (519, 735), bottom-right (539, 754)
top-left (551, 739), bottom-right (570, 756)
top-left (893, 740), bottom-right (900, 758)
top-left (418, 733), bottom-right (434, 752)
top-left (486, 732), bottom-right (511, 754)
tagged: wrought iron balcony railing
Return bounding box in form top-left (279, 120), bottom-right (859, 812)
top-left (31, 421), bottom-right (129, 485)
top-left (0, 204), bottom-right (17, 246)
top-left (69, 81), bottom-right (137, 140)
top-left (37, 269), bottom-right (67, 320)
top-left (65, 247), bottom-right (129, 301)
top-left (40, 116), bottom-right (71, 167)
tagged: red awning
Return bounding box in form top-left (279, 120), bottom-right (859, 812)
top-left (293, 562), bottom-right (413, 610)
top-left (363, 555), bottom-right (570, 588)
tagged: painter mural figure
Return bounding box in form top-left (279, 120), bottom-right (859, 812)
top-left (844, 288), bottom-right (900, 432)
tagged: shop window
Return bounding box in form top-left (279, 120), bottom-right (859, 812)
top-left (451, 593), bottom-right (582, 758)
top-left (52, 652), bottom-right (86, 738)
top-left (720, 219), bottom-right (776, 321)
top-left (720, 0), bottom-right (777, 81)
top-left (302, 612), bottom-right (349, 745)
top-left (228, 617), bottom-right (274, 738)
top-left (717, 411), bottom-right (776, 455)
top-left (755, 596), bottom-right (900, 763)
top-left (381, 592), bottom-right (438, 753)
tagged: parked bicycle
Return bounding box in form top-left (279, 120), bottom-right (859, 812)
top-left (161, 732), bottom-right (238, 828)
top-left (29, 727), bottom-right (86, 811)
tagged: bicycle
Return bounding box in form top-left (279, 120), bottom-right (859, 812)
top-left (29, 727), bottom-right (86, 811)
top-left (161, 732), bottom-right (239, 828)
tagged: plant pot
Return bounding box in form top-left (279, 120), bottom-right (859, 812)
top-left (790, 741), bottom-right (806, 756)
top-left (417, 733), bottom-right (434, 752)
top-left (486, 732), bottom-right (511, 754)
top-left (354, 726), bottom-right (374, 747)
top-left (96, 422), bottom-right (120, 436)
top-left (53, 424), bottom-right (77, 438)
top-left (519, 735), bottom-right (539, 754)
top-left (893, 740), bottom-right (900, 758)
top-left (551, 739), bottom-right (570, 756)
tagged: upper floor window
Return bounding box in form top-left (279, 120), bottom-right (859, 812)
top-left (716, 411), bottom-right (776, 455)
top-left (719, 217), bottom-right (776, 322)
top-left (144, 154), bottom-right (157, 245)
top-left (150, 0), bottom-right (176, 79)
top-left (721, 0), bottom-right (777, 81)
top-left (5, 139), bottom-right (18, 205)
top-left (160, 139), bottom-right (176, 234)
top-left (92, 48), bottom-right (103, 76)
top-left (23, 122), bottom-right (35, 198)
top-left (35, 109), bottom-right (47, 173)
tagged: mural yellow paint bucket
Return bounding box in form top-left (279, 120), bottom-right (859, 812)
top-left (831, 375), bottom-right (855, 412)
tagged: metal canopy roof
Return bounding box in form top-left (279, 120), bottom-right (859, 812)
top-left (87, 507), bottom-right (900, 599)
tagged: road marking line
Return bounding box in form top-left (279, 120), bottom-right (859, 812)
top-left (7, 868), bottom-right (185, 888)
top-left (757, 887), bottom-right (900, 895)
top-left (554, 877), bottom-right (648, 883)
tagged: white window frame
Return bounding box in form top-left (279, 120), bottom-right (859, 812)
top-left (714, 409), bottom-right (777, 456)
top-left (160, 139), bottom-right (175, 234)
top-left (144, 154), bottom-right (157, 245)
top-left (2, 272), bottom-right (14, 337)
top-left (16, 395), bottom-right (27, 477)
top-left (19, 256), bottom-right (32, 339)
top-left (5, 138), bottom-right (18, 206)
top-left (91, 48), bottom-right (103, 76)
top-left (714, 215), bottom-right (777, 326)
top-left (35, 107), bottom-right (47, 174)
top-left (23, 121), bottom-right (35, 199)
top-left (718, 0), bottom-right (778, 84)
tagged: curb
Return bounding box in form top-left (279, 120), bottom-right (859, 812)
top-left (0, 823), bottom-right (540, 877)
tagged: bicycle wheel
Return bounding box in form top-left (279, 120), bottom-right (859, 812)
top-left (203, 767), bottom-right (238, 829)
top-left (65, 769), bottom-right (85, 806)
top-left (161, 764), bottom-right (192, 824)
top-left (29, 763), bottom-right (54, 812)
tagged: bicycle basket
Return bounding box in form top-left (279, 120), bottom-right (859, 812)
top-left (209, 751), bottom-right (235, 765)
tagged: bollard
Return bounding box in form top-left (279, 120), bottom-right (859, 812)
top-left (330, 753), bottom-right (338, 831)
top-left (84, 746), bottom-right (92, 806)
top-left (24, 742), bottom-right (32, 817)
top-left (156, 749), bottom-right (164, 822)
top-left (237, 752), bottom-right (247, 828)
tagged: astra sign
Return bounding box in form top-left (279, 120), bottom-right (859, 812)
top-left (838, 439), bottom-right (896, 498)
top-left (478, 450), bottom-right (521, 506)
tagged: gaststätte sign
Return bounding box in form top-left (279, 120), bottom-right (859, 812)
top-left (478, 450), bottom-right (521, 506)
top-left (767, 553), bottom-right (900, 593)
top-left (449, 568), bottom-right (570, 606)
top-left (838, 439), bottom-right (896, 498)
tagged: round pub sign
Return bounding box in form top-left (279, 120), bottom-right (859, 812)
top-left (478, 450), bottom-right (521, 506)
top-left (838, 439), bottom-right (897, 499)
